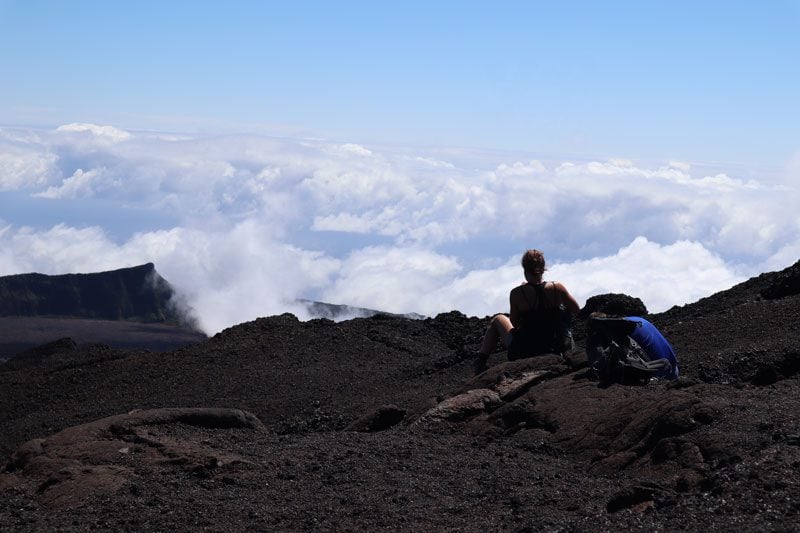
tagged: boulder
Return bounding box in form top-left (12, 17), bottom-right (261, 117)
top-left (2, 408), bottom-right (266, 507)
top-left (346, 404), bottom-right (406, 432)
top-left (413, 389), bottom-right (503, 428)
top-left (579, 293), bottom-right (648, 318)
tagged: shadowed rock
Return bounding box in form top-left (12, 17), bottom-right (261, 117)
top-left (413, 356), bottom-right (568, 430)
top-left (3, 408), bottom-right (266, 507)
top-left (415, 358), bottom-right (717, 492)
top-left (345, 404), bottom-right (407, 432)
top-left (413, 389), bottom-right (503, 428)
top-left (760, 259), bottom-right (800, 300)
top-left (12, 337), bottom-right (78, 360)
top-left (457, 354), bottom-right (568, 397)
top-left (579, 293), bottom-right (648, 317)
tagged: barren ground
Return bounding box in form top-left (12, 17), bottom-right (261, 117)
top-left (1, 262), bottom-right (800, 531)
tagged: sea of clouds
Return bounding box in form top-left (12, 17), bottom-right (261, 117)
top-left (1, 123), bottom-right (797, 334)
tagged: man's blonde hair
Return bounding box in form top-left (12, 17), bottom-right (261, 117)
top-left (521, 249), bottom-right (546, 275)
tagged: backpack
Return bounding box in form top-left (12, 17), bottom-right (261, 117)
top-left (586, 317), bottom-right (674, 385)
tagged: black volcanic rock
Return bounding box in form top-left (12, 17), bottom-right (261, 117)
top-left (3, 408), bottom-right (266, 507)
top-left (15, 336), bottom-right (78, 358)
top-left (345, 404), bottom-right (407, 432)
top-left (760, 259), bottom-right (800, 300)
top-left (1, 260), bottom-right (800, 531)
top-left (579, 292), bottom-right (648, 317)
top-left (0, 263), bottom-right (190, 324)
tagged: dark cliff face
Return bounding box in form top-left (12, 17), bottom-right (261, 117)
top-left (0, 263), bottom-right (187, 324)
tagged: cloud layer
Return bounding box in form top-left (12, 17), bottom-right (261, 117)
top-left (1, 124), bottom-right (797, 333)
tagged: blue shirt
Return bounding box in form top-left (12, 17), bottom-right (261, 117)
top-left (626, 316), bottom-right (679, 380)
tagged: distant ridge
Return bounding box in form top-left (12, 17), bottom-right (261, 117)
top-left (0, 263), bottom-right (191, 325)
top-left (0, 263), bottom-right (204, 360)
top-left (297, 299), bottom-right (425, 321)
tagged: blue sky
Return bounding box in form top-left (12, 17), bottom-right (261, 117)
top-left (1, 2), bottom-right (799, 332)
top-left (2, 1), bottom-right (798, 163)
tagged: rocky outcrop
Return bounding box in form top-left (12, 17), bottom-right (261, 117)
top-left (411, 356), bottom-right (567, 429)
top-left (760, 259), bottom-right (800, 300)
top-left (0, 263), bottom-right (192, 325)
top-left (2, 408), bottom-right (266, 508)
top-left (579, 293), bottom-right (648, 317)
top-left (412, 354), bottom-right (717, 496)
top-left (345, 404), bottom-right (407, 432)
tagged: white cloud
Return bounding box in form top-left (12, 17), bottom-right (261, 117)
top-left (320, 237), bottom-right (747, 318)
top-left (321, 246), bottom-right (461, 315)
top-left (55, 123), bottom-right (131, 142)
top-left (0, 224), bottom-right (124, 274)
top-left (0, 220), bottom-right (339, 334)
top-left (0, 123), bottom-right (797, 331)
top-left (548, 237), bottom-right (746, 313)
top-left (0, 222), bottom-right (778, 330)
top-left (336, 143), bottom-right (373, 156)
top-left (35, 168), bottom-right (110, 199)
top-left (0, 129), bottom-right (61, 190)
top-left (411, 156), bottom-right (455, 169)
top-left (312, 212), bottom-right (386, 234)
top-left (3, 123), bottom-right (793, 261)
top-left (668, 161), bottom-right (691, 172)
top-left (494, 160), bottom-right (547, 177)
